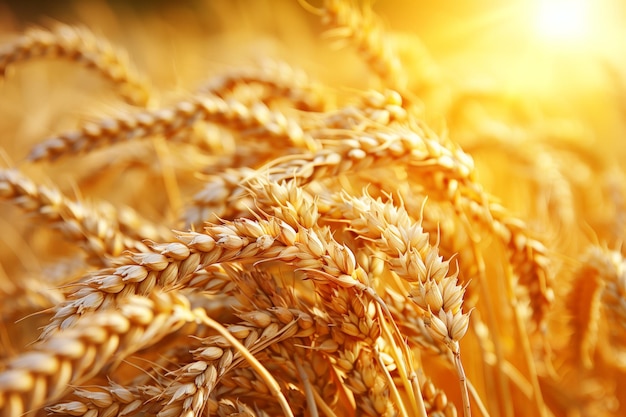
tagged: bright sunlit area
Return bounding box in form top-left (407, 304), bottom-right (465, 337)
top-left (535, 0), bottom-right (591, 44)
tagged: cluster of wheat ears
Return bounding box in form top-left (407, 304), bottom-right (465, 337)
top-left (0, 1), bottom-right (625, 416)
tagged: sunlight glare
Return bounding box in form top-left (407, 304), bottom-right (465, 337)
top-left (535, 0), bottom-right (590, 43)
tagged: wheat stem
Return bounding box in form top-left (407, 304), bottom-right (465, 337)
top-left (193, 309), bottom-right (295, 417)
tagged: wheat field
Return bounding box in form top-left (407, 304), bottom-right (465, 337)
top-left (0, 1), bottom-right (625, 416)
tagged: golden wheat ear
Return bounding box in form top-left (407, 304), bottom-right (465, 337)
top-left (197, 60), bottom-right (327, 112)
top-left (0, 167), bottom-right (170, 265)
top-left (0, 290), bottom-right (193, 417)
top-left (319, 0), bottom-right (406, 90)
top-left (0, 23), bottom-right (151, 106)
top-left (27, 94), bottom-right (310, 162)
top-left (46, 381), bottom-right (158, 417)
top-left (585, 247), bottom-right (626, 362)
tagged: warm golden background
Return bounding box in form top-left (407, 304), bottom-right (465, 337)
top-left (1, 1), bottom-right (625, 417)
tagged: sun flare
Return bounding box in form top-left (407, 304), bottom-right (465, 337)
top-left (535, 0), bottom-right (590, 43)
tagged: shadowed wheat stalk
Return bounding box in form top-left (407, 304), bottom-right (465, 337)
top-left (0, 1), bottom-right (625, 416)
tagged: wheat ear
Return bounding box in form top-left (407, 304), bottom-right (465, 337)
top-left (566, 250), bottom-right (605, 368)
top-left (320, 0), bottom-right (406, 89)
top-left (0, 168), bottom-right (156, 265)
top-left (0, 24), bottom-right (150, 106)
top-left (584, 247), bottom-right (626, 358)
top-left (330, 192), bottom-right (472, 415)
top-left (247, 179), bottom-right (433, 416)
top-left (0, 290), bottom-right (193, 417)
top-left (198, 59), bottom-right (326, 111)
top-left (46, 381), bottom-right (159, 417)
top-left (28, 94), bottom-right (312, 162)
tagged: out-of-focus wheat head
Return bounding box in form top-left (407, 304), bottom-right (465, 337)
top-left (0, 0), bottom-right (625, 416)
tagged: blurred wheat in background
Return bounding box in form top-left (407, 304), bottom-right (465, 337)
top-left (0, 0), bottom-right (625, 416)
